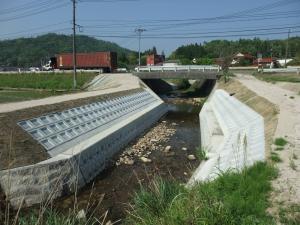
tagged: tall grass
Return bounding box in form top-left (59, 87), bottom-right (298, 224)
top-left (0, 73), bottom-right (96, 90)
top-left (125, 162), bottom-right (277, 225)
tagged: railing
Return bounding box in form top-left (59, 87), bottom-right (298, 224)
top-left (261, 67), bottom-right (300, 74)
top-left (135, 65), bottom-right (221, 72)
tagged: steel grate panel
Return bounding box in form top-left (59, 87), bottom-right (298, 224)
top-left (18, 91), bottom-right (158, 152)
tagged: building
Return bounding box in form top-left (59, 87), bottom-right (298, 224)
top-left (253, 57), bottom-right (279, 68)
top-left (147, 54), bottom-right (165, 66)
top-left (231, 52), bottom-right (254, 66)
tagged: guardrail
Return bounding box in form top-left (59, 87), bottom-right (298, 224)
top-left (262, 68), bottom-right (300, 74)
top-left (135, 65), bottom-right (221, 72)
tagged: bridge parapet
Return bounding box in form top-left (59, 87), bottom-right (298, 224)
top-left (135, 65), bottom-right (220, 73)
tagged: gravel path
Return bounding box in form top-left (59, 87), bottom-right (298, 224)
top-left (236, 74), bottom-right (300, 212)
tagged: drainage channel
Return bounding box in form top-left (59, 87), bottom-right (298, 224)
top-left (53, 97), bottom-right (201, 223)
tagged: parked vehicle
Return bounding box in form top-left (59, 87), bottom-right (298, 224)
top-left (50, 52), bottom-right (117, 72)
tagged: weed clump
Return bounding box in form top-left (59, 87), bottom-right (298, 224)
top-left (274, 138), bottom-right (288, 147)
top-left (196, 146), bottom-right (209, 161)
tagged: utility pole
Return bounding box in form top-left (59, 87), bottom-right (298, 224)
top-left (135, 27), bottom-right (146, 68)
top-left (72, 0), bottom-right (77, 89)
top-left (285, 29), bottom-right (291, 68)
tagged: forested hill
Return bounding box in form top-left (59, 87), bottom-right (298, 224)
top-left (0, 33), bottom-right (134, 67)
top-left (170, 37), bottom-right (300, 61)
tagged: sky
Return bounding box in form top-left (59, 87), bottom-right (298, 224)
top-left (0, 0), bottom-right (300, 55)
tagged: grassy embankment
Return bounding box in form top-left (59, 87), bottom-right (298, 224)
top-left (254, 72), bottom-right (300, 83)
top-left (0, 73), bottom-right (96, 103)
top-left (125, 162), bottom-right (278, 225)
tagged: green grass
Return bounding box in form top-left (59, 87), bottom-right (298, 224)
top-left (274, 147), bottom-right (284, 151)
top-left (125, 162), bottom-right (277, 225)
top-left (17, 209), bottom-right (89, 225)
top-left (274, 138), bottom-right (288, 146)
top-left (279, 204), bottom-right (300, 225)
top-left (0, 73), bottom-right (96, 90)
top-left (270, 152), bottom-right (282, 163)
top-left (0, 90), bottom-right (64, 103)
top-left (196, 146), bottom-right (208, 161)
top-left (256, 73), bottom-right (300, 83)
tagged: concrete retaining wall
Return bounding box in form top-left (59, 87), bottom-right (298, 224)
top-left (0, 89), bottom-right (167, 208)
top-left (189, 89), bottom-right (265, 184)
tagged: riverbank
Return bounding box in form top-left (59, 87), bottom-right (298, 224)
top-left (234, 74), bottom-right (300, 223)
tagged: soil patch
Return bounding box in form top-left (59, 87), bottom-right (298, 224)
top-left (0, 88), bottom-right (142, 170)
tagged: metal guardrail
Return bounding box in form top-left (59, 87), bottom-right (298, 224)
top-left (135, 65), bottom-right (220, 72)
top-left (262, 68), bottom-right (300, 73)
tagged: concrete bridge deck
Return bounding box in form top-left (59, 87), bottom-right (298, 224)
top-left (133, 65), bottom-right (220, 80)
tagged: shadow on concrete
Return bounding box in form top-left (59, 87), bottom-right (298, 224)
top-left (142, 79), bottom-right (174, 94)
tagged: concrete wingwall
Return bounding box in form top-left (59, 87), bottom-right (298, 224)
top-left (189, 89), bottom-right (265, 184)
top-left (0, 89), bottom-right (167, 208)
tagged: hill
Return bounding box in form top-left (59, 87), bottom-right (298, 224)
top-left (0, 33), bottom-right (135, 67)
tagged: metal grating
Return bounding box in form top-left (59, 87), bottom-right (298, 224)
top-left (18, 91), bottom-right (158, 152)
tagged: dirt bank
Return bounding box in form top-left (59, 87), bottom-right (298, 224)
top-left (234, 74), bottom-right (300, 222)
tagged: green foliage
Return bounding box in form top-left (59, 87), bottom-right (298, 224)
top-left (257, 74), bottom-right (300, 83)
top-left (170, 37), bottom-right (300, 62)
top-left (279, 204), bottom-right (300, 224)
top-left (18, 210), bottom-right (86, 225)
top-left (0, 90), bottom-right (62, 103)
top-left (127, 178), bottom-right (185, 223)
top-left (170, 43), bottom-right (207, 60)
top-left (175, 79), bottom-right (191, 90)
top-left (274, 138), bottom-right (288, 146)
top-left (270, 152), bottom-right (282, 163)
top-left (275, 147), bottom-right (284, 151)
top-left (195, 57), bottom-right (214, 65)
top-left (126, 162), bottom-right (277, 225)
top-left (0, 33), bottom-right (135, 67)
top-left (179, 58), bottom-right (191, 65)
top-left (196, 146), bottom-right (208, 160)
top-left (0, 73), bottom-right (95, 90)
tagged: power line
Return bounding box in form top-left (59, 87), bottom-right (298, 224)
top-left (0, 1), bottom-right (70, 22)
top-left (88, 29), bottom-right (300, 39)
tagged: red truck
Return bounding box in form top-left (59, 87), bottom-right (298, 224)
top-left (50, 52), bottom-right (117, 72)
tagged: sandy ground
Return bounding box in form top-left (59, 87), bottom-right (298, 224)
top-left (275, 82), bottom-right (300, 94)
top-left (236, 74), bottom-right (300, 217)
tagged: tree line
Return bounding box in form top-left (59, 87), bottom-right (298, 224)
top-left (169, 37), bottom-right (300, 65)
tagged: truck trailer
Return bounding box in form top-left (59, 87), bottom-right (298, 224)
top-left (50, 52), bottom-right (117, 72)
